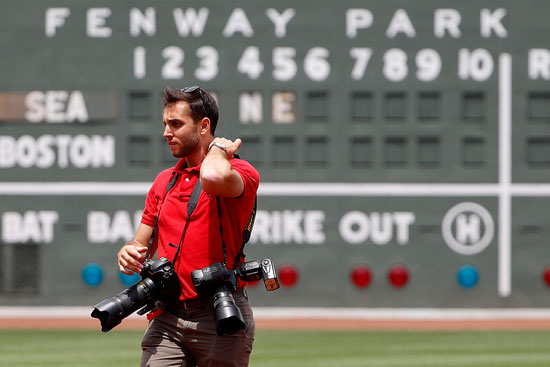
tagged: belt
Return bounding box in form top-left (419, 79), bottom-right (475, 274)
top-left (175, 298), bottom-right (210, 310)
top-left (170, 287), bottom-right (247, 312)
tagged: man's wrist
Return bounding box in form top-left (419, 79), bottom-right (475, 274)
top-left (208, 141), bottom-right (227, 153)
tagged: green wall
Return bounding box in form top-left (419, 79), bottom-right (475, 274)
top-left (1, 1), bottom-right (550, 307)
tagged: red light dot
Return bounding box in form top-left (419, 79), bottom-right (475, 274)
top-left (278, 264), bottom-right (299, 287)
top-left (543, 266), bottom-right (550, 287)
top-left (388, 264), bottom-right (409, 288)
top-left (350, 265), bottom-right (372, 289)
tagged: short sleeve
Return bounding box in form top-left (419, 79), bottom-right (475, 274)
top-left (141, 169), bottom-right (174, 227)
top-left (231, 159), bottom-right (259, 200)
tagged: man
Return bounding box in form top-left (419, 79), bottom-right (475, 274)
top-left (117, 86), bottom-right (259, 367)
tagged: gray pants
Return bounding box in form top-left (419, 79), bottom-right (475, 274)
top-left (140, 288), bottom-right (255, 367)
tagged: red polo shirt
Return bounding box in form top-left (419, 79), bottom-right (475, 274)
top-left (141, 158), bottom-right (259, 300)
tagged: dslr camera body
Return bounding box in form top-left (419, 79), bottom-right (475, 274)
top-left (191, 258), bottom-right (279, 335)
top-left (91, 257), bottom-right (180, 332)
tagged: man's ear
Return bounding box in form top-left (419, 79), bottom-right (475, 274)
top-left (199, 117), bottom-right (211, 135)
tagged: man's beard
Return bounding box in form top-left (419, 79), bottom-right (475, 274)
top-left (172, 134), bottom-right (200, 158)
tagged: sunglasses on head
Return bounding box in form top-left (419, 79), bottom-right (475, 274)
top-left (180, 86), bottom-right (202, 94)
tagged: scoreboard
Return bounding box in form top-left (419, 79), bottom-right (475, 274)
top-left (1, 0), bottom-right (550, 308)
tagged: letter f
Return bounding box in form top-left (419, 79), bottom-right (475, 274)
top-left (45, 8), bottom-right (70, 37)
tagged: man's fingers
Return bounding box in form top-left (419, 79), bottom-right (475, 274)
top-left (234, 138), bottom-right (242, 149)
top-left (118, 245), bottom-right (146, 274)
top-left (214, 137), bottom-right (242, 153)
top-left (129, 247), bottom-right (145, 261)
top-left (119, 265), bottom-right (134, 275)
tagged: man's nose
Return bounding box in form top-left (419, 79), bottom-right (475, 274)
top-left (163, 125), bottom-right (172, 138)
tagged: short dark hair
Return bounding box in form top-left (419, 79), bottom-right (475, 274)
top-left (163, 86), bottom-right (219, 134)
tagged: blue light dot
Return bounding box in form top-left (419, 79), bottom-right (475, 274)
top-left (119, 271), bottom-right (141, 286)
top-left (457, 265), bottom-right (479, 288)
top-left (82, 263), bottom-right (104, 287)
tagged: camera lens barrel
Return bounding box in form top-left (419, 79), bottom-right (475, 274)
top-left (91, 277), bottom-right (158, 332)
top-left (212, 287), bottom-right (245, 335)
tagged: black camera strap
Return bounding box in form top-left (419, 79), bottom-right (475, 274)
top-left (145, 172), bottom-right (180, 260)
top-left (145, 172), bottom-right (203, 266)
top-left (232, 196), bottom-right (257, 270)
top-left (170, 178), bottom-right (203, 267)
top-left (215, 195), bottom-right (257, 270)
top-left (215, 195), bottom-right (257, 269)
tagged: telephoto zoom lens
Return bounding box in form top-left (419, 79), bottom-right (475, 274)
top-left (91, 278), bottom-right (157, 332)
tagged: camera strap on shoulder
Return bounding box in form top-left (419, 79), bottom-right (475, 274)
top-left (145, 172), bottom-right (180, 260)
top-left (145, 172), bottom-right (203, 268)
top-left (170, 178), bottom-right (202, 266)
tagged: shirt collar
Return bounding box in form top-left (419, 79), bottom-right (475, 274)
top-left (173, 158), bottom-right (201, 173)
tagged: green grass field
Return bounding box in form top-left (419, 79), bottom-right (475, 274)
top-left (1, 329), bottom-right (549, 367)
